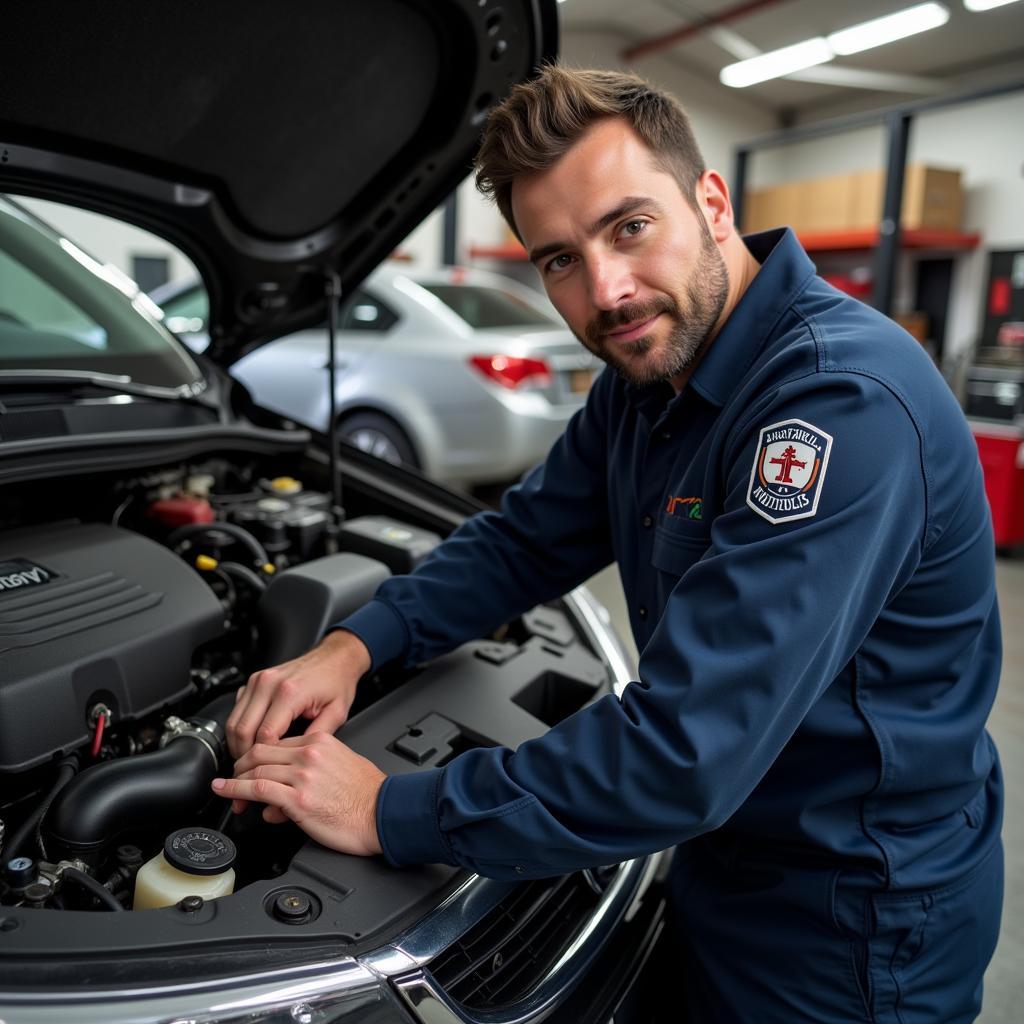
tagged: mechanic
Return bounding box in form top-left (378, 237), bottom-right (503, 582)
top-left (214, 66), bottom-right (1003, 1023)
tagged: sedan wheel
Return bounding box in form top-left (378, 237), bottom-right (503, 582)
top-left (339, 412), bottom-right (419, 468)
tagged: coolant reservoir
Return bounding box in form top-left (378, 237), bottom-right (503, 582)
top-left (133, 827), bottom-right (236, 910)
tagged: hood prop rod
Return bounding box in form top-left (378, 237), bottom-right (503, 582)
top-left (324, 271), bottom-right (345, 547)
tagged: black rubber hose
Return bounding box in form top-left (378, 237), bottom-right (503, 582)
top-left (45, 693), bottom-right (236, 858)
top-left (220, 561), bottom-right (267, 594)
top-left (167, 522), bottom-right (270, 569)
top-left (62, 867), bottom-right (124, 912)
top-left (5, 757), bottom-right (77, 860)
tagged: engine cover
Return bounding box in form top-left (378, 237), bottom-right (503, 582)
top-left (0, 522), bottom-right (224, 772)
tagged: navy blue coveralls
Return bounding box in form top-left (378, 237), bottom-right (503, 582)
top-left (341, 228), bottom-right (1004, 1023)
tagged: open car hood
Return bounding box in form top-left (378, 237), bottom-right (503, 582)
top-left (0, 0), bottom-right (557, 363)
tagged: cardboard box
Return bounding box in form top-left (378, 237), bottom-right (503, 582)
top-left (801, 172), bottom-right (859, 233)
top-left (892, 311), bottom-right (930, 343)
top-left (745, 164), bottom-right (963, 235)
top-left (742, 188), bottom-right (771, 233)
top-left (851, 165), bottom-right (963, 231)
top-left (743, 181), bottom-right (803, 233)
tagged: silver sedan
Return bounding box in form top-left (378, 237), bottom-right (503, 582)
top-left (155, 264), bottom-right (601, 488)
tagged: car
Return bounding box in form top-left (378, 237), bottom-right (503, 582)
top-left (0, 3), bottom-right (669, 1023)
top-left (151, 264), bottom-right (601, 488)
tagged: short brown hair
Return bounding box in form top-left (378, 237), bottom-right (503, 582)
top-left (475, 64), bottom-right (706, 240)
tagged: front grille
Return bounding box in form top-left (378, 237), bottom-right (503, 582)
top-left (429, 872), bottom-right (600, 1010)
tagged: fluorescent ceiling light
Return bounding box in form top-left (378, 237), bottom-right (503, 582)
top-left (828, 3), bottom-right (950, 55)
top-left (720, 3), bottom-right (956, 87)
top-left (963, 0), bottom-right (1021, 10)
top-left (720, 37), bottom-right (833, 88)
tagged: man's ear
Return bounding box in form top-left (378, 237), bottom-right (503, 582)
top-left (698, 170), bottom-right (734, 243)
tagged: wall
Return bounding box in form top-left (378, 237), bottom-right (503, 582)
top-left (748, 126), bottom-right (887, 189)
top-left (17, 197), bottom-right (198, 286)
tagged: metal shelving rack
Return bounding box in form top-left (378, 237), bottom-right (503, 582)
top-left (731, 79), bottom-right (1024, 318)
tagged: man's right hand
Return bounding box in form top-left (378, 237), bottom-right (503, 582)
top-left (225, 629), bottom-right (372, 762)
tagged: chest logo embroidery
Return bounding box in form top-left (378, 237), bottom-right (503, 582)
top-left (666, 495), bottom-right (703, 519)
top-left (746, 417), bottom-right (833, 524)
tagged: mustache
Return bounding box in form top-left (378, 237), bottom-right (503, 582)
top-left (586, 297), bottom-right (678, 345)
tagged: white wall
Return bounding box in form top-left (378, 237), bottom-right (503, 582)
top-left (748, 126), bottom-right (887, 189)
top-left (17, 197), bottom-right (198, 286)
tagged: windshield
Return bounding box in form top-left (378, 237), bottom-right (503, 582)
top-left (0, 198), bottom-right (204, 390)
top-left (419, 284), bottom-right (557, 329)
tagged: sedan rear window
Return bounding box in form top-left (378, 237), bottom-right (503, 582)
top-left (420, 284), bottom-right (557, 329)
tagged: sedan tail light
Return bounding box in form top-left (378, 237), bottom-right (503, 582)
top-left (469, 354), bottom-right (552, 390)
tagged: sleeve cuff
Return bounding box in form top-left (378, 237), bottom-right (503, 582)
top-left (377, 768), bottom-right (455, 867)
top-left (332, 598), bottom-right (409, 672)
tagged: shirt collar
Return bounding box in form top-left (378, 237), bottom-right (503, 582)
top-left (688, 227), bottom-right (816, 408)
top-left (621, 227), bottom-right (816, 418)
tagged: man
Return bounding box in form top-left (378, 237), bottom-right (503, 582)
top-left (213, 66), bottom-right (1003, 1022)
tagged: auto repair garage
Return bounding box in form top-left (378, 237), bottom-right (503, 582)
top-left (0, 1), bottom-right (1022, 1022)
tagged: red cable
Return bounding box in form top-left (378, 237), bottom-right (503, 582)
top-left (91, 713), bottom-right (106, 758)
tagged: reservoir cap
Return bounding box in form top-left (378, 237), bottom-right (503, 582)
top-left (165, 827), bottom-right (236, 876)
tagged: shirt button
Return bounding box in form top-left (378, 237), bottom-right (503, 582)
top-left (642, 515), bottom-right (653, 528)
top-left (661, 430), bottom-right (672, 441)
top-left (515, 866), bottom-right (525, 874)
top-left (638, 605), bottom-right (648, 620)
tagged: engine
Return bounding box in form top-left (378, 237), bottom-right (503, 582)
top-left (0, 521), bottom-right (225, 774)
top-left (0, 463), bottom-right (437, 913)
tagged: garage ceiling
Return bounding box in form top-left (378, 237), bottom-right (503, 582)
top-left (558, 0), bottom-right (1024, 119)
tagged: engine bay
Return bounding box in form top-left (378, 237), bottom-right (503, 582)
top-left (0, 452), bottom-right (614, 967)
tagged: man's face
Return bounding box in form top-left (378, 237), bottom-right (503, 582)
top-left (511, 118), bottom-right (729, 389)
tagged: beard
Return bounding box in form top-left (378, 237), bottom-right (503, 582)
top-left (580, 222), bottom-right (729, 388)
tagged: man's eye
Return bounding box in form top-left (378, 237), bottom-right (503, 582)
top-left (621, 220), bottom-right (646, 237)
top-left (547, 254), bottom-right (574, 273)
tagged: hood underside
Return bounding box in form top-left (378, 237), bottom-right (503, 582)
top-left (0, 0), bottom-right (557, 362)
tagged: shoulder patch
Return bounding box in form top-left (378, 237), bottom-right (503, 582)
top-left (745, 418), bottom-right (833, 524)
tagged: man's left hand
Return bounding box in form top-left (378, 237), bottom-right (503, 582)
top-left (212, 733), bottom-right (385, 856)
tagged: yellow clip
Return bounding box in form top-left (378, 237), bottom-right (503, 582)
top-left (262, 563), bottom-right (276, 575)
top-left (195, 554), bottom-right (218, 571)
top-left (269, 476), bottom-right (301, 495)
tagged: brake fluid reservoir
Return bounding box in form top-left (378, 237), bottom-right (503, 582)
top-left (133, 827), bottom-right (236, 910)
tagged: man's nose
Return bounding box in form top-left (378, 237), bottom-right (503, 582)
top-left (587, 254), bottom-right (636, 310)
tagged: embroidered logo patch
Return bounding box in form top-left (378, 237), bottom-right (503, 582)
top-left (665, 495), bottom-right (703, 520)
top-left (745, 418), bottom-right (833, 524)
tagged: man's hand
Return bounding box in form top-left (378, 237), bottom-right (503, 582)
top-left (212, 733), bottom-right (385, 856)
top-left (226, 629), bottom-right (372, 760)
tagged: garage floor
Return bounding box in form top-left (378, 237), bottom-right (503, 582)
top-left (585, 556), bottom-right (1024, 1021)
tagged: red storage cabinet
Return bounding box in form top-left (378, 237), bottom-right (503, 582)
top-left (970, 421), bottom-right (1024, 548)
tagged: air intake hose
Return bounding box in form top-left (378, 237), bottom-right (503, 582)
top-left (46, 693), bottom-right (236, 859)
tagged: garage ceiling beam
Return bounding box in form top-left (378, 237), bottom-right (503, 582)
top-left (786, 65), bottom-right (946, 93)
